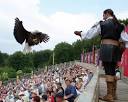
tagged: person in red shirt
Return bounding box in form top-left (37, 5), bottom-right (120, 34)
top-left (47, 90), bottom-right (55, 102)
top-left (32, 96), bottom-right (40, 102)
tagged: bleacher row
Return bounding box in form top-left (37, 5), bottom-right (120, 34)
top-left (0, 61), bottom-right (96, 102)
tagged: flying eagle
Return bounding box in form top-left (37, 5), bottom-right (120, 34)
top-left (13, 17), bottom-right (49, 53)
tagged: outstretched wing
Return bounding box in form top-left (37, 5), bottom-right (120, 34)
top-left (13, 17), bottom-right (30, 44)
top-left (36, 32), bottom-right (49, 43)
top-left (27, 31), bottom-right (50, 46)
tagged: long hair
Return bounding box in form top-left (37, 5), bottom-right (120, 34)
top-left (104, 9), bottom-right (124, 32)
top-left (103, 9), bottom-right (119, 25)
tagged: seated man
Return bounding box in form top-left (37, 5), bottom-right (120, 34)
top-left (64, 78), bottom-right (77, 102)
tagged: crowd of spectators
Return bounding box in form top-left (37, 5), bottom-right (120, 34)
top-left (0, 64), bottom-right (93, 102)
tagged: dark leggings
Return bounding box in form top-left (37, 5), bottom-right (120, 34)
top-left (102, 61), bottom-right (117, 75)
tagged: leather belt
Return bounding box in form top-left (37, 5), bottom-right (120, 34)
top-left (101, 39), bottom-right (119, 46)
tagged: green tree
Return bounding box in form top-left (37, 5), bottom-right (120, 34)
top-left (8, 51), bottom-right (33, 71)
top-left (2, 72), bottom-right (8, 80)
top-left (41, 49), bottom-right (52, 66)
top-left (119, 18), bottom-right (128, 25)
top-left (8, 51), bottom-right (24, 70)
top-left (72, 35), bottom-right (100, 59)
top-left (72, 40), bottom-right (84, 60)
top-left (54, 42), bottom-right (74, 64)
top-left (2, 53), bottom-right (9, 66)
top-left (0, 51), bottom-right (4, 66)
top-left (48, 52), bottom-right (54, 65)
top-left (16, 70), bottom-right (23, 78)
top-left (0, 67), bottom-right (16, 78)
top-left (33, 50), bottom-right (52, 68)
top-left (22, 53), bottom-right (33, 73)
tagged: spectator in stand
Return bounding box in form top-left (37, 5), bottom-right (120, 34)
top-left (5, 90), bottom-right (15, 102)
top-left (16, 92), bottom-right (24, 102)
top-left (32, 96), bottom-right (40, 102)
top-left (31, 90), bottom-right (38, 99)
top-left (47, 90), bottom-right (55, 102)
top-left (0, 63), bottom-right (93, 102)
top-left (42, 95), bottom-right (48, 102)
top-left (64, 78), bottom-right (77, 102)
top-left (39, 81), bottom-right (46, 96)
top-left (75, 78), bottom-right (83, 95)
top-left (55, 82), bottom-right (64, 101)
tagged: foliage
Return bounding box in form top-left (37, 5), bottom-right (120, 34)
top-left (72, 35), bottom-right (100, 59)
top-left (8, 51), bottom-right (33, 71)
top-left (0, 67), bottom-right (16, 80)
top-left (16, 70), bottom-right (23, 76)
top-left (72, 40), bottom-right (84, 60)
top-left (2, 53), bottom-right (9, 66)
top-left (119, 18), bottom-right (128, 25)
top-left (54, 42), bottom-right (74, 64)
top-left (0, 51), bottom-right (5, 66)
top-left (22, 67), bottom-right (32, 73)
top-left (2, 72), bottom-right (8, 80)
top-left (0, 72), bottom-right (8, 81)
top-left (48, 52), bottom-right (55, 65)
top-left (33, 49), bottom-right (52, 68)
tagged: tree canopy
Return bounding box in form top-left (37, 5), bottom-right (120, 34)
top-left (54, 42), bottom-right (74, 64)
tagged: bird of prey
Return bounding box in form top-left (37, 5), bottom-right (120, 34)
top-left (13, 17), bottom-right (49, 53)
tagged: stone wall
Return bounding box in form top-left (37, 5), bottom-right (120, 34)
top-left (75, 62), bottom-right (99, 102)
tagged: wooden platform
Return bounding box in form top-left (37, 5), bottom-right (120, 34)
top-left (99, 77), bottom-right (128, 102)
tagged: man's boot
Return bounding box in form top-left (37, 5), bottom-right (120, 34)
top-left (113, 77), bottom-right (117, 100)
top-left (99, 75), bottom-right (115, 102)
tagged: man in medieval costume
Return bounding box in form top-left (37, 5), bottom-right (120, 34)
top-left (74, 9), bottom-right (124, 102)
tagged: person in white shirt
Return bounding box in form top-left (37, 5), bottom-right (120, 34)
top-left (40, 82), bottom-right (46, 95)
top-left (16, 92), bottom-right (24, 102)
top-left (5, 91), bottom-right (15, 102)
top-left (74, 9), bottom-right (124, 102)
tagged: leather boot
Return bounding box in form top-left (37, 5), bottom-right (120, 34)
top-left (113, 78), bottom-right (117, 100)
top-left (99, 75), bottom-right (115, 102)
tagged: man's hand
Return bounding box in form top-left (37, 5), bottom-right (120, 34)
top-left (74, 31), bottom-right (82, 37)
top-left (64, 96), bottom-right (68, 100)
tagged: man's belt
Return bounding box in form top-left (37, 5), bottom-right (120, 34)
top-left (101, 39), bottom-right (119, 46)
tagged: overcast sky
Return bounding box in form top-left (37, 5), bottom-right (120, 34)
top-left (0, 0), bottom-right (128, 54)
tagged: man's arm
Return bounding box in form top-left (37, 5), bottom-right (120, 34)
top-left (64, 94), bottom-right (74, 99)
top-left (64, 86), bottom-right (77, 99)
top-left (74, 22), bottom-right (101, 40)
